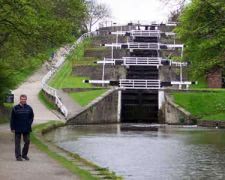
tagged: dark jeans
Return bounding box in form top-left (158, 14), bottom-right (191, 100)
top-left (15, 133), bottom-right (30, 158)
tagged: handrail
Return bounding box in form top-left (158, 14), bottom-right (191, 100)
top-left (41, 31), bottom-right (97, 118)
top-left (119, 79), bottom-right (161, 89)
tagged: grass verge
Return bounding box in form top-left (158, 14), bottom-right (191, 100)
top-left (38, 91), bottom-right (56, 110)
top-left (172, 92), bottom-right (225, 121)
top-left (69, 89), bottom-right (107, 106)
top-left (31, 121), bottom-right (122, 180)
top-left (49, 59), bottom-right (92, 89)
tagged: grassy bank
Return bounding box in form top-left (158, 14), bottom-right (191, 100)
top-left (49, 39), bottom-right (93, 89)
top-left (31, 121), bottom-right (122, 180)
top-left (48, 38), bottom-right (107, 106)
top-left (49, 60), bottom-right (92, 89)
top-left (172, 92), bottom-right (225, 121)
top-left (38, 91), bottom-right (56, 110)
top-left (69, 89), bottom-right (107, 106)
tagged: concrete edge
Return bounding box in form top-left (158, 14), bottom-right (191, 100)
top-left (165, 94), bottom-right (192, 117)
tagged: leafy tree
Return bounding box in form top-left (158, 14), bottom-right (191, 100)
top-left (175, 0), bottom-right (225, 78)
top-left (0, 0), bottom-right (88, 104)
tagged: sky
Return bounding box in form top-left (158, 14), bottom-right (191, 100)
top-left (96, 0), bottom-right (181, 25)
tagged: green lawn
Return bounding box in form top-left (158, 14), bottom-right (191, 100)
top-left (38, 91), bottom-right (56, 110)
top-left (190, 77), bottom-right (208, 89)
top-left (69, 89), bottom-right (107, 106)
top-left (48, 38), bottom-right (107, 107)
top-left (49, 39), bottom-right (96, 89)
top-left (73, 57), bottom-right (98, 66)
top-left (49, 60), bottom-right (92, 89)
top-left (172, 92), bottom-right (225, 121)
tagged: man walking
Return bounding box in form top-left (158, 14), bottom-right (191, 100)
top-left (10, 94), bottom-right (34, 161)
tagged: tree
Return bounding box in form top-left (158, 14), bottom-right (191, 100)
top-left (175, 0), bottom-right (225, 79)
top-left (0, 0), bottom-right (88, 104)
top-left (85, 0), bottom-right (111, 31)
top-left (160, 0), bottom-right (187, 11)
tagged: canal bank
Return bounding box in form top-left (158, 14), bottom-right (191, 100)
top-left (32, 121), bottom-right (123, 180)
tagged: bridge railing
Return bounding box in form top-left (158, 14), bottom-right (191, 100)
top-left (41, 31), bottom-right (97, 118)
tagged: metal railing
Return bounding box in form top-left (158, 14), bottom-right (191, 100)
top-left (128, 42), bottom-right (160, 49)
top-left (101, 57), bottom-right (162, 66)
top-left (41, 31), bottom-right (96, 118)
top-left (119, 79), bottom-right (161, 89)
top-left (98, 21), bottom-right (177, 29)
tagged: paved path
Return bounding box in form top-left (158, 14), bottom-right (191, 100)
top-left (13, 64), bottom-right (61, 124)
top-left (0, 124), bottom-right (79, 180)
top-left (57, 90), bottom-right (83, 119)
top-left (0, 47), bottom-right (80, 180)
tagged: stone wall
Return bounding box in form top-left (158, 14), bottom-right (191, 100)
top-left (197, 120), bottom-right (225, 128)
top-left (62, 88), bottom-right (106, 93)
top-left (84, 48), bottom-right (128, 59)
top-left (98, 25), bottom-right (136, 35)
top-left (73, 65), bottom-right (126, 81)
top-left (163, 94), bottom-right (196, 125)
top-left (90, 36), bottom-right (128, 47)
top-left (66, 89), bottom-right (119, 125)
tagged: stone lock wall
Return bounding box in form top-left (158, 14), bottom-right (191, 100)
top-left (163, 95), bottom-right (195, 125)
top-left (73, 65), bottom-right (126, 81)
top-left (84, 48), bottom-right (128, 59)
top-left (66, 89), bottom-right (119, 125)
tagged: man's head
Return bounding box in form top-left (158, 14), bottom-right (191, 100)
top-left (20, 94), bottom-right (27, 105)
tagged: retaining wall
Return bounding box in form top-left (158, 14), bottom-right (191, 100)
top-left (66, 89), bottom-right (119, 125)
top-left (73, 65), bottom-right (126, 81)
top-left (163, 94), bottom-right (196, 125)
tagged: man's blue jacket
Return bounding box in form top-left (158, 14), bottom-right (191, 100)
top-left (10, 104), bottom-right (34, 133)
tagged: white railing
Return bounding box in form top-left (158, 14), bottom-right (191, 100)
top-left (111, 30), bottom-right (176, 37)
top-left (128, 42), bottom-right (160, 49)
top-left (130, 30), bottom-right (160, 37)
top-left (98, 21), bottom-right (177, 29)
top-left (99, 57), bottom-right (161, 66)
top-left (41, 31), bottom-right (97, 118)
top-left (104, 42), bottom-right (184, 50)
top-left (104, 43), bottom-right (160, 50)
top-left (111, 30), bottom-right (161, 37)
top-left (119, 79), bottom-right (161, 89)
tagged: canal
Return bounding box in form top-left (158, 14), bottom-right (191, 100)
top-left (45, 124), bottom-right (225, 179)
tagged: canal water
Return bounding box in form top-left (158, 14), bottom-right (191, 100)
top-left (45, 124), bottom-right (225, 180)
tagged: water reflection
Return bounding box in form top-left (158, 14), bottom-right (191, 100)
top-left (45, 124), bottom-right (225, 180)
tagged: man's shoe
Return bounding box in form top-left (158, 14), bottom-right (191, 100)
top-left (16, 157), bottom-right (23, 161)
top-left (22, 156), bottom-right (29, 161)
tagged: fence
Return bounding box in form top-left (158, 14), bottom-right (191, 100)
top-left (41, 31), bottom-right (97, 118)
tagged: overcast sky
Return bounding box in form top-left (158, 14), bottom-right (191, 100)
top-left (97, 0), bottom-right (180, 25)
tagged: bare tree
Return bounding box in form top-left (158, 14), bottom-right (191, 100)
top-left (160, 0), bottom-right (188, 12)
top-left (85, 0), bottom-right (111, 31)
